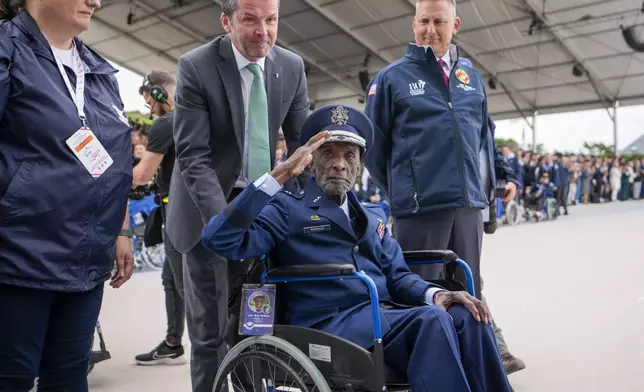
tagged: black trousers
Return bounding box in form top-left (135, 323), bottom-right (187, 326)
top-left (0, 283), bottom-right (104, 391)
top-left (392, 208), bottom-right (483, 299)
top-left (556, 183), bottom-right (570, 214)
top-left (162, 227), bottom-right (185, 346)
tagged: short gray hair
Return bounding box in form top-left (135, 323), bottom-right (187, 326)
top-left (221, 0), bottom-right (236, 16)
top-left (417, 0), bottom-right (457, 16)
top-left (221, 0), bottom-right (281, 17)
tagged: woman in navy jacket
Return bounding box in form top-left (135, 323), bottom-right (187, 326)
top-left (0, 0), bottom-right (134, 390)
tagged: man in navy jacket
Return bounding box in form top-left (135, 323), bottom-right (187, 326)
top-left (364, 0), bottom-right (519, 299)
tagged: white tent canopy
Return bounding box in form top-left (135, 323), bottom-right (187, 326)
top-left (83, 0), bottom-right (644, 123)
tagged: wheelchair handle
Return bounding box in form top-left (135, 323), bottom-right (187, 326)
top-left (403, 252), bottom-right (476, 297)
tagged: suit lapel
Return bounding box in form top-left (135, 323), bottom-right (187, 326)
top-left (216, 36), bottom-right (244, 155)
top-left (304, 182), bottom-right (355, 239)
top-left (265, 53), bottom-right (282, 168)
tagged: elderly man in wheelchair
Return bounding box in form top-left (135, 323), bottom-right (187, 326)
top-left (202, 105), bottom-right (513, 392)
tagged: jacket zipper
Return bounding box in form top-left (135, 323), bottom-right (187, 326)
top-left (446, 70), bottom-right (469, 206)
top-left (409, 161), bottom-right (420, 213)
top-left (84, 95), bottom-right (106, 288)
top-left (400, 111), bottom-right (421, 213)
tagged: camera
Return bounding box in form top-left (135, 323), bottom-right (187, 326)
top-left (494, 180), bottom-right (509, 198)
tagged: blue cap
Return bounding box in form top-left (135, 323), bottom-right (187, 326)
top-left (300, 104), bottom-right (374, 155)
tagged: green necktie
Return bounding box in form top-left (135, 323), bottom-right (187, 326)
top-left (246, 63), bottom-right (271, 182)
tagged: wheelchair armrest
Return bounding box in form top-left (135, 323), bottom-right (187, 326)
top-left (267, 264), bottom-right (356, 278)
top-left (403, 250), bottom-right (457, 263)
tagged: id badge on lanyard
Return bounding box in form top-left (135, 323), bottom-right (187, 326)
top-left (54, 43), bottom-right (113, 179)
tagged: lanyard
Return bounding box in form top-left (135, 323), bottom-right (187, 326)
top-left (52, 43), bottom-right (87, 127)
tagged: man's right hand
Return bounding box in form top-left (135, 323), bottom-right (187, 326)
top-left (434, 291), bottom-right (490, 324)
top-left (270, 131), bottom-right (331, 185)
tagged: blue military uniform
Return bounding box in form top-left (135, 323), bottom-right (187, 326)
top-left (202, 105), bottom-right (512, 392)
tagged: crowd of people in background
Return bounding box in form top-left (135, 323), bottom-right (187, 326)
top-left (501, 148), bottom-right (644, 206)
top-left (266, 132), bottom-right (644, 219)
top-left (134, 126), bottom-right (644, 214)
top-left (129, 121), bottom-right (153, 200)
top-left (130, 121), bottom-right (151, 159)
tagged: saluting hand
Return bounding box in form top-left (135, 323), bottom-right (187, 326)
top-left (434, 291), bottom-right (490, 324)
top-left (270, 131), bottom-right (331, 185)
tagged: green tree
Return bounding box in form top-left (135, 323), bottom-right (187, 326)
top-left (525, 142), bottom-right (545, 154)
top-left (126, 111), bottom-right (154, 126)
top-left (495, 137), bottom-right (519, 151)
top-left (582, 141), bottom-right (614, 157)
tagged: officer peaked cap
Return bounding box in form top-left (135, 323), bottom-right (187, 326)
top-left (300, 104), bottom-right (374, 155)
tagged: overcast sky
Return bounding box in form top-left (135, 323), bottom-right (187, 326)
top-left (113, 62), bottom-right (644, 154)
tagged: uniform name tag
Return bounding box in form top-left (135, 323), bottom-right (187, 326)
top-left (239, 284), bottom-right (276, 336)
top-left (304, 224), bottom-right (331, 234)
top-left (65, 127), bottom-right (113, 178)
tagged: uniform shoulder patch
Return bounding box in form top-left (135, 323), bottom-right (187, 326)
top-left (281, 189), bottom-right (305, 199)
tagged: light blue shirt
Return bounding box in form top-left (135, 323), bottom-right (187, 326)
top-left (252, 173), bottom-right (444, 305)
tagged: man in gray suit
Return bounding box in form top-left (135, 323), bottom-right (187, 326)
top-left (166, 0), bottom-right (309, 390)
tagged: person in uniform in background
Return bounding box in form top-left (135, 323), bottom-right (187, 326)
top-left (554, 153), bottom-right (570, 215)
top-left (131, 71), bottom-right (188, 366)
top-left (364, 0), bottom-right (519, 299)
top-left (501, 143), bottom-right (523, 202)
top-left (202, 104), bottom-right (513, 392)
top-left (0, 0), bottom-right (135, 390)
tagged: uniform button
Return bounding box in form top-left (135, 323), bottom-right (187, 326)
top-left (353, 245), bottom-right (359, 252)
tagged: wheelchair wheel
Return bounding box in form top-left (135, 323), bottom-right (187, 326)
top-left (545, 198), bottom-right (558, 220)
top-left (213, 335), bottom-right (331, 392)
top-left (503, 200), bottom-right (521, 226)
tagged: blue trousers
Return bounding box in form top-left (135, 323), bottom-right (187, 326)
top-left (0, 283), bottom-right (104, 391)
top-left (383, 304), bottom-right (512, 392)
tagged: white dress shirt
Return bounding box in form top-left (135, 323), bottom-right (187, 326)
top-left (231, 43), bottom-right (268, 185)
top-left (252, 173), bottom-right (444, 305)
top-left (417, 45), bottom-right (453, 76)
top-left (437, 50), bottom-right (452, 76)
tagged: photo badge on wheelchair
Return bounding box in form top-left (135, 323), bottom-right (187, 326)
top-left (240, 284), bottom-right (276, 336)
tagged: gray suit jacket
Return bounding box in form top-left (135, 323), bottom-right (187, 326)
top-left (167, 35), bottom-right (309, 253)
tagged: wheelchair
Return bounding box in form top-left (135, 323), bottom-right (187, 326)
top-left (496, 198), bottom-right (522, 226)
top-left (213, 250), bottom-right (475, 392)
top-left (128, 194), bottom-right (165, 271)
top-left (522, 195), bottom-right (558, 222)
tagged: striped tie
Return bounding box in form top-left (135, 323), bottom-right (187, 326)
top-left (438, 59), bottom-right (450, 86)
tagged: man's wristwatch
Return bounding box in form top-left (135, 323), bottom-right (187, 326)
top-left (118, 229), bottom-right (133, 238)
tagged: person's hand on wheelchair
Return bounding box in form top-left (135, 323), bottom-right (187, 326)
top-left (270, 131), bottom-right (331, 185)
top-left (433, 291), bottom-right (490, 324)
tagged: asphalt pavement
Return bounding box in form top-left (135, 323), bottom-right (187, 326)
top-left (83, 199), bottom-right (644, 392)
